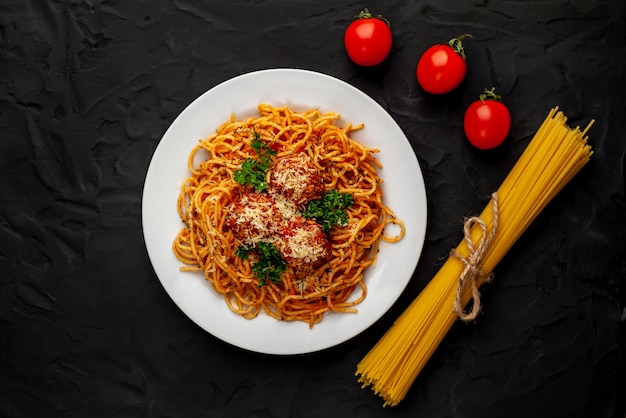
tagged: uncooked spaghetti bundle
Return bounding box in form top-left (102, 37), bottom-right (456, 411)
top-left (356, 107), bottom-right (594, 406)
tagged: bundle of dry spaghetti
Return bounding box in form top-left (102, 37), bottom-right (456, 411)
top-left (356, 107), bottom-right (594, 406)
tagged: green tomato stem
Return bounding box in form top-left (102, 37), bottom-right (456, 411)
top-left (479, 87), bottom-right (503, 103)
top-left (448, 34), bottom-right (472, 60)
top-left (355, 8), bottom-right (390, 27)
top-left (356, 9), bottom-right (373, 19)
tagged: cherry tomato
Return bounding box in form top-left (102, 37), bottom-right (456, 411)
top-left (463, 88), bottom-right (511, 150)
top-left (344, 9), bottom-right (392, 67)
top-left (416, 34), bottom-right (471, 94)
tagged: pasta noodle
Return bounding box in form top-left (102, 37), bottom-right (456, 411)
top-left (173, 104), bottom-right (404, 328)
top-left (356, 107), bottom-right (594, 406)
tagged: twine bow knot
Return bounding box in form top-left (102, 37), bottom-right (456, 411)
top-left (450, 192), bottom-right (499, 322)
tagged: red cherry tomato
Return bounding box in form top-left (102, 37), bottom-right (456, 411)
top-left (416, 34), bottom-right (471, 94)
top-left (463, 88), bottom-right (511, 150)
top-left (344, 9), bottom-right (392, 67)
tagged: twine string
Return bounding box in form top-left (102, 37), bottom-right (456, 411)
top-left (450, 192), bottom-right (499, 322)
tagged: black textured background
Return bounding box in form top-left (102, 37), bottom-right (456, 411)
top-left (1, 1), bottom-right (625, 417)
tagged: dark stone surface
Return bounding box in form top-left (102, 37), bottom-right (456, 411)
top-left (1, 1), bottom-right (624, 417)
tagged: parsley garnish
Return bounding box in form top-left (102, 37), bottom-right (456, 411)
top-left (303, 189), bottom-right (354, 232)
top-left (233, 132), bottom-right (276, 191)
top-left (235, 244), bottom-right (252, 260)
top-left (235, 242), bottom-right (286, 287)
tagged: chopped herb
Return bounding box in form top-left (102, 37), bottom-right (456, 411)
top-left (252, 242), bottom-right (286, 287)
top-left (233, 132), bottom-right (276, 191)
top-left (233, 158), bottom-right (268, 191)
top-left (235, 244), bottom-right (252, 260)
top-left (235, 241), bottom-right (286, 287)
top-left (303, 189), bottom-right (354, 232)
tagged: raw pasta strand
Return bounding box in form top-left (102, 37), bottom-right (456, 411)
top-left (356, 107), bottom-right (594, 406)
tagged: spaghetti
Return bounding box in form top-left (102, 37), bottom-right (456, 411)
top-left (173, 104), bottom-right (404, 327)
top-left (356, 107), bottom-right (594, 406)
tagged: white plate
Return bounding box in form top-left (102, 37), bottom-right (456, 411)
top-left (142, 68), bottom-right (427, 355)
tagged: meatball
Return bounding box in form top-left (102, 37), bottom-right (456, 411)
top-left (276, 216), bottom-right (330, 270)
top-left (269, 153), bottom-right (325, 209)
top-left (226, 192), bottom-right (282, 245)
